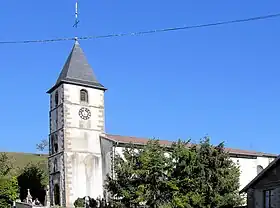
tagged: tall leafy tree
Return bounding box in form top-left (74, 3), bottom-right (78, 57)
top-left (0, 153), bottom-right (19, 208)
top-left (195, 137), bottom-right (242, 207)
top-left (135, 140), bottom-right (170, 208)
top-left (106, 141), bottom-right (170, 207)
top-left (0, 153), bottom-right (12, 177)
top-left (105, 137), bottom-right (243, 208)
top-left (168, 137), bottom-right (243, 208)
top-left (105, 143), bottom-right (143, 207)
top-left (0, 177), bottom-right (19, 208)
top-left (167, 140), bottom-right (202, 208)
top-left (17, 163), bottom-right (48, 204)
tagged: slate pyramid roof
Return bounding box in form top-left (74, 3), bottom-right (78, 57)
top-left (47, 41), bottom-right (106, 93)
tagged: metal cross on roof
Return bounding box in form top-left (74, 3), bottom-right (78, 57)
top-left (73, 0), bottom-right (80, 28)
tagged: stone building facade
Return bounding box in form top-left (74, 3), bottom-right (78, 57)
top-left (47, 41), bottom-right (277, 207)
top-left (241, 155), bottom-right (280, 208)
top-left (47, 41), bottom-right (106, 207)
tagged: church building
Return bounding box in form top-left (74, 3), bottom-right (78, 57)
top-left (47, 41), bottom-right (277, 207)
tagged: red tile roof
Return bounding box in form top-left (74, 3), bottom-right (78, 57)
top-left (104, 134), bottom-right (277, 158)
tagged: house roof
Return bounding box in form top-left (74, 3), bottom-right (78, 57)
top-left (104, 134), bottom-right (277, 158)
top-left (240, 155), bottom-right (280, 193)
top-left (47, 40), bottom-right (106, 93)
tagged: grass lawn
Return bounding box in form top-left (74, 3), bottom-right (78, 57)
top-left (2, 152), bottom-right (48, 176)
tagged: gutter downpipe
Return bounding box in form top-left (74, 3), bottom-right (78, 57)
top-left (112, 141), bottom-right (119, 180)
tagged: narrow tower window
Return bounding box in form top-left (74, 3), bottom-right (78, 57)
top-left (51, 135), bottom-right (58, 154)
top-left (54, 142), bottom-right (58, 153)
top-left (54, 134), bottom-right (58, 153)
top-left (54, 158), bottom-right (58, 173)
top-left (54, 184), bottom-right (60, 206)
top-left (55, 91), bottom-right (59, 107)
top-left (51, 135), bottom-right (55, 154)
top-left (80, 89), bottom-right (88, 103)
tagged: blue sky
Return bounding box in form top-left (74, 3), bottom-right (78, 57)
top-left (0, 0), bottom-right (280, 153)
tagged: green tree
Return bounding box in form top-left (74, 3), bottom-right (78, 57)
top-left (105, 143), bottom-right (143, 207)
top-left (195, 137), bottom-right (243, 208)
top-left (106, 140), bottom-right (171, 207)
top-left (0, 177), bottom-right (19, 208)
top-left (105, 137), bottom-right (243, 208)
top-left (0, 153), bottom-right (12, 177)
top-left (167, 139), bottom-right (201, 208)
top-left (168, 137), bottom-right (243, 208)
top-left (137, 140), bottom-right (170, 208)
top-left (0, 153), bottom-right (18, 208)
top-left (17, 163), bottom-right (48, 205)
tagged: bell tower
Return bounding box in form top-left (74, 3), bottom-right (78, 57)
top-left (47, 41), bottom-right (106, 207)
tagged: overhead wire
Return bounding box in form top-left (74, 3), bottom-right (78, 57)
top-left (0, 12), bottom-right (280, 44)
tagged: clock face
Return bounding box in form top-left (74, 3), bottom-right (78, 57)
top-left (79, 107), bottom-right (91, 120)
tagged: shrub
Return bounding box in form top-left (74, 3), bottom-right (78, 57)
top-left (74, 197), bottom-right (85, 207)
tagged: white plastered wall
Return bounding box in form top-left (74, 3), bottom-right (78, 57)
top-left (62, 83), bottom-right (105, 206)
top-left (232, 156), bottom-right (274, 190)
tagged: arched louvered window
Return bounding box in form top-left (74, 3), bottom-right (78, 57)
top-left (80, 89), bottom-right (88, 103)
top-left (257, 165), bottom-right (264, 175)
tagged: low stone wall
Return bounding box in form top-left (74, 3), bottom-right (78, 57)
top-left (16, 202), bottom-right (33, 208)
top-left (16, 202), bottom-right (48, 208)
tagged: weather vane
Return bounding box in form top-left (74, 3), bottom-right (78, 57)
top-left (73, 0), bottom-right (79, 28)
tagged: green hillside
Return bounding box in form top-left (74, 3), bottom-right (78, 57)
top-left (3, 152), bottom-right (48, 176)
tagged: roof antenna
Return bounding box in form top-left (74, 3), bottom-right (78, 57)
top-left (73, 0), bottom-right (80, 41)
